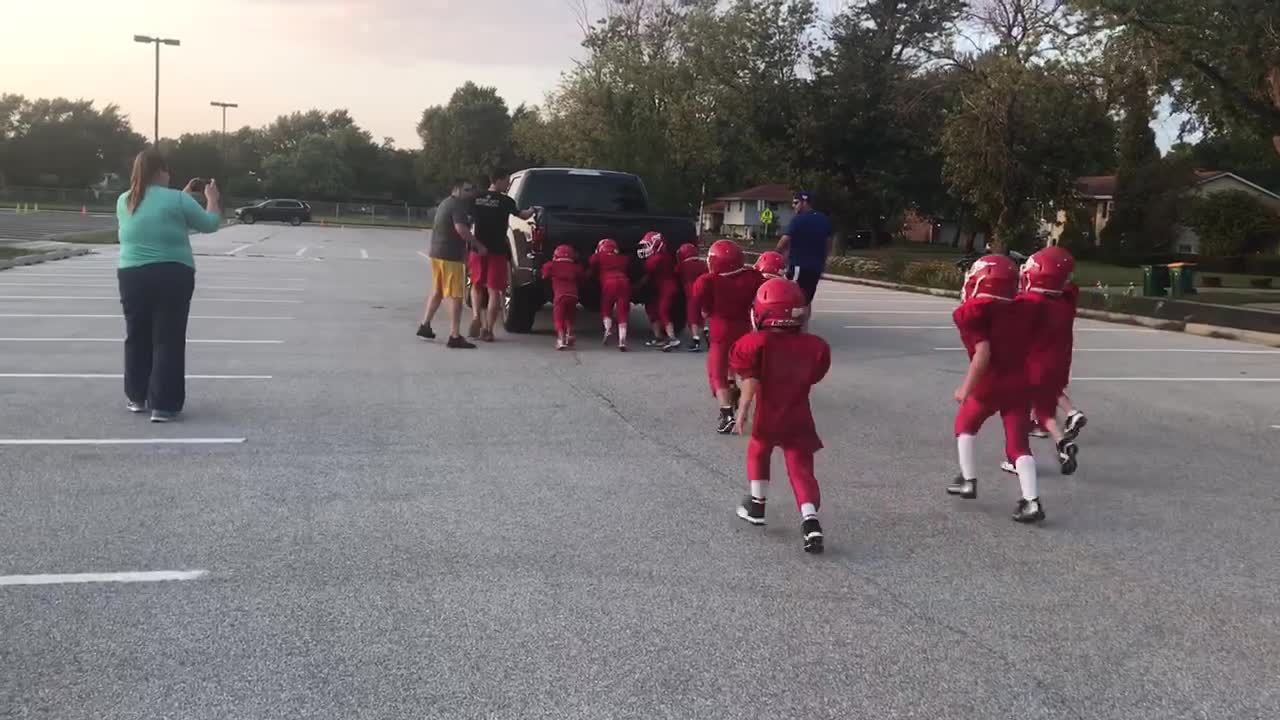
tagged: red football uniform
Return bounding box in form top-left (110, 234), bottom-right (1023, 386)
top-left (543, 260), bottom-right (584, 337)
top-left (696, 268), bottom-right (765, 394)
top-left (678, 256), bottom-right (709, 324)
top-left (952, 297), bottom-right (1037, 462)
top-left (730, 330), bottom-right (831, 510)
top-left (590, 252), bottom-right (632, 324)
top-left (1020, 289), bottom-right (1077, 424)
top-left (643, 252), bottom-right (680, 325)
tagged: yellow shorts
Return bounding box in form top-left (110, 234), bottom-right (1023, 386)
top-left (431, 258), bottom-right (466, 299)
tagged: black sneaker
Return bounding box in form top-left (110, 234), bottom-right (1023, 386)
top-left (1064, 412), bottom-right (1088, 441)
top-left (150, 410), bottom-right (178, 423)
top-left (716, 408), bottom-right (736, 434)
top-left (446, 336), bottom-right (477, 349)
top-left (688, 338), bottom-right (702, 353)
top-left (1057, 439), bottom-right (1079, 475)
top-left (127, 400), bottom-right (147, 414)
top-left (736, 496), bottom-right (766, 526)
top-left (1013, 497), bottom-right (1045, 524)
top-left (802, 518), bottom-right (824, 554)
top-left (644, 337), bottom-right (661, 348)
top-left (662, 338), bottom-right (682, 352)
top-left (416, 323), bottom-right (436, 340)
top-left (1029, 422), bottom-right (1050, 439)
top-left (946, 475), bottom-right (977, 499)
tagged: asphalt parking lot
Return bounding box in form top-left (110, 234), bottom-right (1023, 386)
top-left (2, 224), bottom-right (1278, 719)
top-left (0, 208), bottom-right (117, 241)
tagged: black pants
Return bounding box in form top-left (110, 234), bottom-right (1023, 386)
top-left (117, 263), bottom-right (195, 413)
top-left (788, 266), bottom-right (821, 304)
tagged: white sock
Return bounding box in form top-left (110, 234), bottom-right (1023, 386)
top-left (957, 434), bottom-right (978, 480)
top-left (603, 318), bottom-right (613, 334)
top-left (800, 502), bottom-right (818, 520)
top-left (749, 481), bottom-right (767, 500)
top-left (692, 327), bottom-right (702, 340)
top-left (1014, 455), bottom-right (1038, 500)
top-left (619, 324), bottom-right (628, 343)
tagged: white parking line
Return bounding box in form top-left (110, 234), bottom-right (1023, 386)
top-left (360, 249), bottom-right (369, 259)
top-left (3, 273), bottom-right (309, 283)
top-left (0, 338), bottom-right (283, 344)
top-left (934, 347), bottom-right (1280, 354)
top-left (0, 373), bottom-right (272, 379)
top-left (0, 296), bottom-right (302, 304)
top-left (417, 251), bottom-right (430, 260)
top-left (0, 570), bottom-right (209, 586)
top-left (1272, 425), bottom-right (1280, 430)
top-left (0, 314), bottom-right (293, 320)
top-left (0, 282), bottom-right (304, 292)
top-left (295, 247), bottom-right (308, 257)
top-left (1072, 377), bottom-right (1280, 382)
top-left (0, 438), bottom-right (244, 446)
top-left (228, 244), bottom-right (253, 255)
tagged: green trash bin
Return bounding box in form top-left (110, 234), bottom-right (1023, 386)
top-left (1141, 265), bottom-right (1171, 296)
top-left (1167, 262), bottom-right (1197, 297)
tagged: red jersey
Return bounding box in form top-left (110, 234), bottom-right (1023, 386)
top-left (589, 252), bottom-right (631, 283)
top-left (1019, 290), bottom-right (1076, 389)
top-left (695, 268), bottom-right (764, 340)
top-left (542, 260), bottom-right (583, 301)
top-left (730, 330), bottom-right (831, 452)
top-left (644, 253), bottom-right (679, 295)
top-left (952, 297), bottom-right (1035, 399)
top-left (677, 257), bottom-right (708, 290)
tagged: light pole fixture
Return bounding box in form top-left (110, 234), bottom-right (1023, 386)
top-left (134, 35), bottom-right (181, 144)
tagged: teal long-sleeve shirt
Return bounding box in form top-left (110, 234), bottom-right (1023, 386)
top-left (116, 185), bottom-right (221, 270)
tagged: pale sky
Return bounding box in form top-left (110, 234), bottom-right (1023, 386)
top-left (1, 0), bottom-right (591, 147)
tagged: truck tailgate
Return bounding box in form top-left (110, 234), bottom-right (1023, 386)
top-left (541, 211), bottom-right (696, 254)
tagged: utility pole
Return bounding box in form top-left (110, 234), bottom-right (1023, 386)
top-left (134, 35), bottom-right (181, 144)
top-left (210, 101), bottom-right (239, 165)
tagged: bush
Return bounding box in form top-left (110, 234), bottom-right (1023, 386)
top-left (881, 255), bottom-right (908, 281)
top-left (901, 260), bottom-right (964, 290)
top-left (1245, 255), bottom-right (1280, 277)
top-left (1184, 190), bottom-right (1280, 257)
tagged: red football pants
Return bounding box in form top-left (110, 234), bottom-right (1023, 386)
top-left (553, 296), bottom-right (577, 336)
top-left (955, 394), bottom-right (1032, 463)
top-left (747, 437), bottom-right (820, 511)
top-left (600, 280), bottom-right (631, 325)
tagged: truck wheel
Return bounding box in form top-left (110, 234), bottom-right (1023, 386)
top-left (503, 284), bottom-right (541, 334)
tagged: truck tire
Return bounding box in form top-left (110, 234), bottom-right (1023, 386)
top-left (503, 283), bottom-right (541, 334)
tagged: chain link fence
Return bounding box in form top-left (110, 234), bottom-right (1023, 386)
top-left (0, 186), bottom-right (436, 228)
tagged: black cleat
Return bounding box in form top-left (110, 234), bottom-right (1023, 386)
top-left (1057, 439), bottom-right (1079, 475)
top-left (802, 518), bottom-right (824, 554)
top-left (1013, 497), bottom-right (1046, 524)
top-left (416, 323), bottom-right (436, 340)
top-left (662, 338), bottom-right (682, 352)
top-left (946, 475), bottom-right (978, 499)
top-left (687, 338), bottom-right (702, 353)
top-left (1029, 421), bottom-right (1050, 439)
top-left (716, 409), bottom-right (736, 435)
top-left (446, 336), bottom-right (477, 349)
top-left (126, 400), bottom-right (147, 414)
top-left (736, 496), bottom-right (766, 526)
top-left (1064, 412), bottom-right (1088, 441)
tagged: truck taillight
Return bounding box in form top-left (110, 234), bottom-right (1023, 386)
top-left (530, 224), bottom-right (546, 254)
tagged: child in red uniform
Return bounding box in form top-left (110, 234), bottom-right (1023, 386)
top-left (637, 231), bottom-right (682, 351)
top-left (542, 244), bottom-right (584, 350)
top-left (731, 279), bottom-right (831, 553)
top-left (695, 239), bottom-right (764, 434)
top-left (754, 251), bottom-right (786, 280)
top-left (1000, 246), bottom-right (1083, 475)
top-left (588, 238), bottom-right (632, 351)
top-left (676, 243), bottom-right (708, 352)
top-left (947, 254), bottom-right (1045, 524)
top-left (1056, 280), bottom-right (1088, 440)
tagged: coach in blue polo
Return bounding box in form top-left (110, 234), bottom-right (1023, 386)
top-left (775, 191), bottom-right (832, 304)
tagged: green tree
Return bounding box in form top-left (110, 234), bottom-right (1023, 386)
top-left (417, 82), bottom-right (515, 198)
top-left (0, 96), bottom-right (145, 187)
top-left (1099, 73), bottom-right (1169, 254)
top-left (1184, 189), bottom-right (1280, 257)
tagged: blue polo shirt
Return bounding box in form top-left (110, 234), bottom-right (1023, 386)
top-left (785, 210), bottom-right (832, 270)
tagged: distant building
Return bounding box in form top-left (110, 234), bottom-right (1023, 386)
top-left (702, 184), bottom-right (794, 239)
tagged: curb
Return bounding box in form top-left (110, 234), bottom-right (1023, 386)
top-left (819, 272), bottom-right (1280, 349)
top-left (0, 247), bottom-right (95, 272)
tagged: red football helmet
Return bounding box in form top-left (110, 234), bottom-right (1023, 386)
top-left (596, 238), bottom-right (618, 255)
top-left (707, 239), bottom-right (745, 274)
top-left (637, 231), bottom-right (666, 259)
top-left (962, 254), bottom-right (1019, 303)
top-left (754, 251), bottom-right (786, 277)
top-left (676, 243), bottom-right (699, 263)
top-left (752, 278), bottom-right (808, 330)
top-left (553, 244), bottom-right (576, 261)
top-left (1021, 246), bottom-right (1075, 294)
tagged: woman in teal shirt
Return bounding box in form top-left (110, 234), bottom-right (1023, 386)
top-left (116, 148), bottom-right (222, 422)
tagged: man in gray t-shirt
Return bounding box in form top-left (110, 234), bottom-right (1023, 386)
top-left (418, 179), bottom-right (482, 348)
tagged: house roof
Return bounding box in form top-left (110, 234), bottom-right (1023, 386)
top-left (716, 183), bottom-right (793, 202)
top-left (703, 201), bottom-right (726, 214)
top-left (1074, 170), bottom-right (1280, 201)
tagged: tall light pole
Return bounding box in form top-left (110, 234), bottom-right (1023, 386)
top-left (210, 101), bottom-right (238, 165)
top-left (133, 35), bottom-right (180, 144)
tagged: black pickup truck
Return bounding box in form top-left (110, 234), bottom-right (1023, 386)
top-left (497, 168), bottom-right (698, 333)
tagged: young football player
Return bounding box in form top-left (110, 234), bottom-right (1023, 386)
top-left (754, 251), bottom-right (786, 280)
top-left (731, 279), bottom-right (831, 553)
top-left (588, 238), bottom-right (632, 351)
top-left (542, 244), bottom-right (583, 350)
top-left (637, 231), bottom-right (682, 351)
top-left (694, 240), bottom-right (764, 433)
top-left (948, 254), bottom-right (1045, 524)
top-left (676, 243), bottom-right (708, 352)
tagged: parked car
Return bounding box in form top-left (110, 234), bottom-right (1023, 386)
top-left (234, 199), bottom-right (311, 226)
top-left (498, 168), bottom-right (698, 333)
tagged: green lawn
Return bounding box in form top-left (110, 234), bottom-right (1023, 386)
top-left (0, 247), bottom-right (30, 260)
top-left (62, 229), bottom-right (119, 244)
